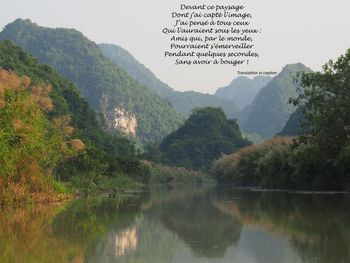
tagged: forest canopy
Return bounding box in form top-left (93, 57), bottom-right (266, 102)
top-left (160, 107), bottom-right (250, 170)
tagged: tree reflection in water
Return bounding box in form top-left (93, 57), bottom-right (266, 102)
top-left (1, 186), bottom-right (350, 263)
top-left (214, 188), bottom-right (350, 263)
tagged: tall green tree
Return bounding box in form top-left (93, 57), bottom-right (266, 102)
top-left (293, 49), bottom-right (350, 158)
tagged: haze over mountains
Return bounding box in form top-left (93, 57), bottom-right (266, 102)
top-left (241, 64), bottom-right (312, 138)
top-left (215, 76), bottom-right (272, 110)
top-left (98, 43), bottom-right (310, 139)
top-left (0, 18), bottom-right (311, 143)
top-left (99, 43), bottom-right (239, 118)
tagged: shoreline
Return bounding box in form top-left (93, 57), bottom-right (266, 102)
top-left (222, 185), bottom-right (350, 195)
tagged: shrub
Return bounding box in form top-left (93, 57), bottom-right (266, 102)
top-left (212, 137), bottom-right (294, 187)
top-left (0, 70), bottom-right (82, 203)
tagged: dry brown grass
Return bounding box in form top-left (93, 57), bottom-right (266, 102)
top-left (13, 119), bottom-right (25, 131)
top-left (52, 115), bottom-right (72, 128)
top-left (0, 69), bottom-right (82, 205)
top-left (70, 139), bottom-right (86, 151)
top-left (63, 126), bottom-right (75, 135)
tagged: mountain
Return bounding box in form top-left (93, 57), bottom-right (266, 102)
top-left (160, 107), bottom-right (250, 170)
top-left (278, 107), bottom-right (307, 136)
top-left (0, 40), bottom-right (140, 180)
top-left (0, 19), bottom-right (183, 144)
top-left (99, 43), bottom-right (238, 118)
top-left (242, 64), bottom-right (312, 138)
top-left (215, 76), bottom-right (272, 110)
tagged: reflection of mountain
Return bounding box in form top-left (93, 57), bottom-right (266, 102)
top-left (149, 189), bottom-right (243, 258)
top-left (2, 186), bottom-right (350, 263)
top-left (52, 195), bottom-right (145, 244)
top-left (88, 216), bottom-right (181, 263)
top-left (214, 189), bottom-right (350, 263)
top-left (115, 227), bottom-right (138, 256)
top-left (88, 226), bottom-right (138, 262)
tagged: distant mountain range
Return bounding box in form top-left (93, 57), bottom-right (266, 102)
top-left (99, 43), bottom-right (239, 118)
top-left (0, 18), bottom-right (312, 143)
top-left (99, 43), bottom-right (311, 139)
top-left (215, 76), bottom-right (272, 110)
top-left (241, 64), bottom-right (312, 138)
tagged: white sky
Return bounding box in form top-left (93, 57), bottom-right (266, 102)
top-left (1, 0), bottom-right (349, 93)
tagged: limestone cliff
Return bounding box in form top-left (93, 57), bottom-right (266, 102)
top-left (110, 107), bottom-right (137, 136)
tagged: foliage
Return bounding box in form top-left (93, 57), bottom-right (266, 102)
top-left (0, 40), bottom-right (145, 195)
top-left (139, 161), bottom-right (207, 185)
top-left (0, 69), bottom-right (83, 203)
top-left (292, 49), bottom-right (350, 158)
top-left (160, 107), bottom-right (250, 170)
top-left (212, 137), bottom-right (294, 186)
top-left (213, 136), bottom-right (350, 190)
top-left (99, 43), bottom-right (239, 118)
top-left (214, 50), bottom-right (350, 191)
top-left (0, 19), bottom-right (183, 145)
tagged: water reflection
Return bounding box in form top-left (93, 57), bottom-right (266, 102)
top-left (1, 186), bottom-right (350, 262)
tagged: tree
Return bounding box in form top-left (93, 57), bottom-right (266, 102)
top-left (292, 49), bottom-right (350, 159)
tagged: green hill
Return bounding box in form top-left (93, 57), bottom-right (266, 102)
top-left (0, 40), bottom-right (141, 184)
top-left (160, 107), bottom-right (250, 170)
top-left (215, 76), bottom-right (272, 110)
top-left (0, 19), bottom-right (183, 144)
top-left (243, 64), bottom-right (312, 138)
top-left (99, 43), bottom-right (238, 118)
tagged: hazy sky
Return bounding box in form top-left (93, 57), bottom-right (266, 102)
top-left (1, 0), bottom-right (349, 93)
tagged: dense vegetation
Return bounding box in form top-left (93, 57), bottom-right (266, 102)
top-left (212, 137), bottom-right (294, 187)
top-left (242, 64), bottom-right (312, 138)
top-left (215, 76), bottom-right (271, 110)
top-left (213, 49), bottom-right (350, 190)
top-left (99, 43), bottom-right (239, 118)
top-left (0, 40), bottom-right (149, 198)
top-left (158, 107), bottom-right (250, 170)
top-left (0, 69), bottom-right (84, 203)
top-left (0, 19), bottom-right (183, 144)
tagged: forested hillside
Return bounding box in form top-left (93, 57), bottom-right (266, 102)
top-left (0, 19), bottom-right (183, 144)
top-left (159, 107), bottom-right (250, 170)
top-left (0, 40), bottom-right (145, 199)
top-left (99, 43), bottom-right (239, 118)
top-left (213, 49), bottom-right (350, 191)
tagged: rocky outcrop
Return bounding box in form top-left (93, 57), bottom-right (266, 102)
top-left (111, 107), bottom-right (137, 136)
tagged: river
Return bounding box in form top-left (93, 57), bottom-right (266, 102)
top-left (0, 184), bottom-right (349, 263)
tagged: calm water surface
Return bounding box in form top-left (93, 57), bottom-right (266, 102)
top-left (1, 185), bottom-right (350, 263)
